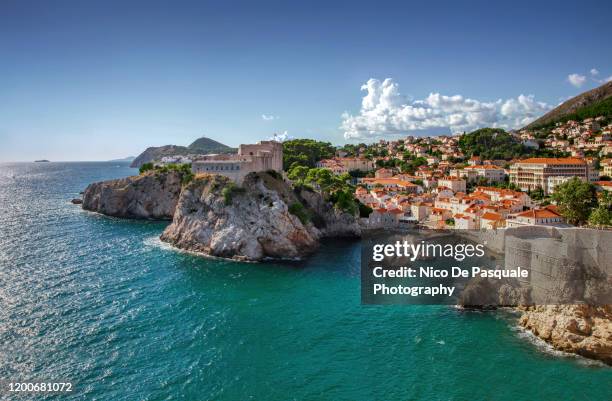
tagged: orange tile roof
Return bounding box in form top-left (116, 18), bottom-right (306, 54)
top-left (362, 178), bottom-right (417, 186)
top-left (481, 212), bottom-right (504, 221)
top-left (517, 208), bottom-right (561, 219)
top-left (466, 193), bottom-right (491, 201)
top-left (336, 157), bottom-right (370, 161)
top-left (515, 157), bottom-right (586, 165)
top-left (463, 164), bottom-right (504, 170)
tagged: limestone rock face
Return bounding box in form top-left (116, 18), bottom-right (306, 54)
top-left (297, 188), bottom-right (361, 238)
top-left (519, 305), bottom-right (612, 365)
top-left (160, 172), bottom-right (323, 261)
top-left (82, 171), bottom-right (182, 219)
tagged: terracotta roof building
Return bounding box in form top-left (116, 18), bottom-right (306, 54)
top-left (509, 158), bottom-right (588, 195)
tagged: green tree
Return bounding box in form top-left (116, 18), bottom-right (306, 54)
top-left (330, 189), bottom-right (357, 215)
top-left (530, 186), bottom-right (545, 201)
top-left (287, 165), bottom-right (309, 182)
top-left (139, 162), bottom-right (154, 174)
top-left (588, 192), bottom-right (612, 227)
top-left (282, 139), bottom-right (335, 170)
top-left (289, 166), bottom-right (360, 214)
top-left (358, 202), bottom-right (373, 218)
top-left (305, 168), bottom-right (335, 191)
top-left (288, 202), bottom-right (311, 224)
top-left (458, 128), bottom-right (528, 160)
top-left (550, 178), bottom-right (597, 225)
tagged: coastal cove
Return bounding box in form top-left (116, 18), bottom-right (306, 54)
top-left (1, 162), bottom-right (611, 400)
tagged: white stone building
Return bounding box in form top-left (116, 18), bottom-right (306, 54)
top-left (191, 141), bottom-right (283, 184)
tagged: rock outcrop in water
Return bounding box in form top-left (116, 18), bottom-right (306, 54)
top-left (519, 305), bottom-right (612, 365)
top-left (82, 170), bottom-right (182, 219)
top-left (160, 172), bottom-right (360, 261)
top-left (82, 168), bottom-right (360, 260)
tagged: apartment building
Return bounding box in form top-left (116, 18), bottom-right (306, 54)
top-left (601, 159), bottom-right (612, 177)
top-left (509, 158), bottom-right (587, 195)
top-left (437, 176), bottom-right (466, 193)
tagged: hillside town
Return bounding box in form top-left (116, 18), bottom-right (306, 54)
top-left (145, 114), bottom-right (612, 231)
top-left (312, 117), bottom-right (612, 230)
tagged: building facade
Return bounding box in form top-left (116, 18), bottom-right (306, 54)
top-left (506, 207), bottom-right (565, 227)
top-left (191, 141), bottom-right (283, 184)
top-left (437, 176), bottom-right (467, 193)
top-left (509, 158), bottom-right (588, 195)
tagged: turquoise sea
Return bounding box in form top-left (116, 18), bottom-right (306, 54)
top-left (0, 162), bottom-right (610, 401)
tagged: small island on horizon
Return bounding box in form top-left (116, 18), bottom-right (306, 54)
top-left (34, 159), bottom-right (50, 162)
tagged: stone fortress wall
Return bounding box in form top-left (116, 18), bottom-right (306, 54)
top-left (462, 226), bottom-right (612, 305)
top-left (191, 140), bottom-right (283, 184)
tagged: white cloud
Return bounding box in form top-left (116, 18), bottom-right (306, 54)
top-left (270, 131), bottom-right (291, 142)
top-left (341, 78), bottom-right (552, 140)
top-left (261, 114), bottom-right (279, 121)
top-left (569, 68), bottom-right (612, 85)
top-left (567, 73), bottom-right (587, 88)
top-left (586, 67), bottom-right (612, 84)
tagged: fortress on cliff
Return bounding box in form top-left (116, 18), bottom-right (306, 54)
top-left (191, 140), bottom-right (283, 184)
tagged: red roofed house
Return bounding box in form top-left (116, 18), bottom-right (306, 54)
top-left (454, 213), bottom-right (477, 230)
top-left (468, 155), bottom-right (482, 166)
top-left (506, 206), bottom-right (565, 227)
top-left (595, 181), bottom-right (612, 192)
top-left (375, 168), bottom-right (394, 178)
top-left (480, 212), bottom-right (506, 230)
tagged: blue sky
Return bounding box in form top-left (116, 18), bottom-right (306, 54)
top-left (1, 0), bottom-right (611, 161)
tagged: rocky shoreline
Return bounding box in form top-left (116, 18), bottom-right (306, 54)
top-left (519, 305), bottom-right (612, 365)
top-left (82, 170), bottom-right (183, 219)
top-left (82, 170), bottom-right (360, 261)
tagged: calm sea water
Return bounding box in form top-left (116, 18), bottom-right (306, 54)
top-left (0, 162), bottom-right (610, 401)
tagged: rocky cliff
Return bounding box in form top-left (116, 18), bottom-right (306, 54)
top-left (82, 170), bottom-right (182, 219)
top-left (519, 305), bottom-right (612, 365)
top-left (160, 172), bottom-right (360, 261)
top-left (297, 187), bottom-right (361, 238)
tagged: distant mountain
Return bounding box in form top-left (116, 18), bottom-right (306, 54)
top-left (525, 81), bottom-right (612, 129)
top-left (187, 137), bottom-right (234, 154)
top-left (108, 156), bottom-right (135, 162)
top-left (130, 137), bottom-right (235, 168)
